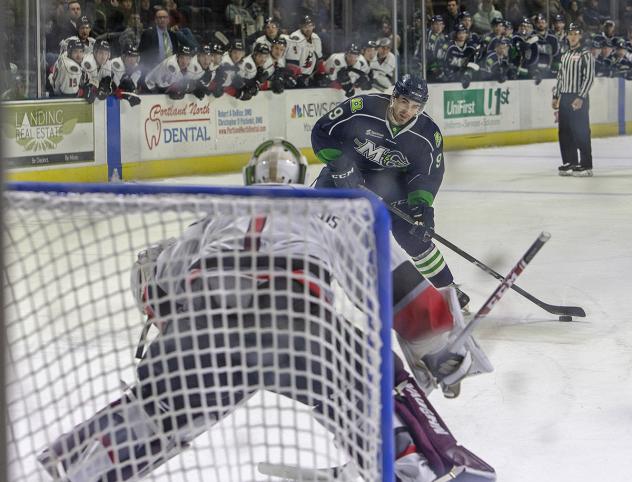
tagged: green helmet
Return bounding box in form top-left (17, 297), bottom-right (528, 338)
top-left (243, 138), bottom-right (308, 185)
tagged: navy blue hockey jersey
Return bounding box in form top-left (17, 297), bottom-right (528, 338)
top-left (311, 93), bottom-right (445, 207)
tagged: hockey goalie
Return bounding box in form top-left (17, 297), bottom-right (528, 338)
top-left (37, 139), bottom-right (495, 482)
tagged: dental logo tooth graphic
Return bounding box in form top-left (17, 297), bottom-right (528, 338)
top-left (145, 104), bottom-right (162, 150)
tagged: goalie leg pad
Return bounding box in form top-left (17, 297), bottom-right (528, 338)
top-left (393, 355), bottom-right (496, 481)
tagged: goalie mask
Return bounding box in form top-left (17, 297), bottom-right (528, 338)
top-left (243, 138), bottom-right (308, 185)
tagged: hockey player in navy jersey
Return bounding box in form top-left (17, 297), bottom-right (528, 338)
top-left (311, 74), bottom-right (470, 310)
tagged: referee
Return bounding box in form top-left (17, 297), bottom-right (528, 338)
top-left (552, 22), bottom-right (595, 177)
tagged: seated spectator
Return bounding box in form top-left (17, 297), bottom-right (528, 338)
top-left (286, 15), bottom-right (326, 88)
top-left (111, 44), bottom-right (143, 105)
top-left (51, 0), bottom-right (83, 47)
top-left (582, 0), bottom-right (609, 33)
top-left (144, 44), bottom-right (195, 98)
top-left (472, 0), bottom-right (503, 34)
top-left (371, 37), bottom-right (397, 89)
top-left (82, 39), bottom-right (114, 103)
top-left (380, 17), bottom-right (401, 53)
top-left (505, 0), bottom-right (526, 27)
top-left (443, 0), bottom-right (463, 33)
top-left (565, 1), bottom-right (584, 31)
top-left (324, 43), bottom-right (371, 97)
top-left (169, 8), bottom-right (198, 50)
top-left (226, 0), bottom-right (257, 39)
top-left (60, 16), bottom-right (96, 55)
top-left (139, 0), bottom-right (154, 27)
top-left (138, 7), bottom-right (182, 75)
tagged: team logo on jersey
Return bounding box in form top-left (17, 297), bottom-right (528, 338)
top-left (365, 129), bottom-right (384, 139)
top-left (350, 97), bottom-right (363, 113)
top-left (434, 131), bottom-right (442, 147)
top-left (353, 138), bottom-right (409, 168)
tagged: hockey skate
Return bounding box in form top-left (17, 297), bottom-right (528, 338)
top-left (557, 164), bottom-right (575, 176)
top-left (450, 283), bottom-right (470, 314)
top-left (572, 166), bottom-right (593, 177)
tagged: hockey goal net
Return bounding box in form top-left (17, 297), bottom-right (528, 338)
top-left (4, 184), bottom-right (393, 482)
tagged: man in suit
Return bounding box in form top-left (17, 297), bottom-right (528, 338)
top-left (138, 8), bottom-right (180, 74)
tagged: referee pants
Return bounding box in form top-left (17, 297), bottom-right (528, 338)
top-left (558, 93), bottom-right (592, 168)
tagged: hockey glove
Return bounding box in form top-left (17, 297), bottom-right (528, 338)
top-left (270, 75), bottom-right (285, 94)
top-left (402, 202), bottom-right (434, 242)
top-left (81, 84), bottom-right (98, 104)
top-left (97, 77), bottom-right (113, 100)
top-left (331, 165), bottom-right (363, 189)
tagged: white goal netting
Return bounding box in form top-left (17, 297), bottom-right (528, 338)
top-left (4, 187), bottom-right (391, 482)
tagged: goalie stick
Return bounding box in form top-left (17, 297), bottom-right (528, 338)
top-left (364, 188), bottom-right (585, 319)
top-left (258, 462), bottom-right (357, 481)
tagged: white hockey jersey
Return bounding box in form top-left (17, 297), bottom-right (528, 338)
top-left (218, 52), bottom-right (243, 87)
top-left (152, 197), bottom-right (409, 304)
top-left (49, 54), bottom-right (86, 95)
top-left (239, 54), bottom-right (261, 81)
top-left (186, 55), bottom-right (218, 82)
top-left (59, 36), bottom-right (95, 55)
top-left (286, 29), bottom-right (322, 75)
top-left (324, 52), bottom-right (370, 83)
top-left (110, 56), bottom-right (142, 89)
top-left (82, 54), bottom-right (113, 86)
top-left (145, 54), bottom-right (186, 91)
top-left (371, 52), bottom-right (397, 88)
top-left (253, 33), bottom-right (289, 51)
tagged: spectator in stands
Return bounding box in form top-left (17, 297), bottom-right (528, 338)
top-left (443, 0), bottom-right (463, 33)
top-left (47, 0), bottom-right (83, 65)
top-left (472, 0), bottom-right (503, 34)
top-left (169, 8), bottom-right (198, 49)
top-left (564, 0), bottom-right (584, 30)
top-left (138, 7), bottom-right (181, 74)
top-left (226, 0), bottom-right (257, 39)
top-left (97, 12), bottom-right (145, 57)
top-left (286, 15), bottom-right (325, 88)
top-left (505, 0), bottom-right (527, 27)
top-left (524, 0), bottom-right (561, 18)
top-left (139, 0), bottom-right (154, 27)
top-left (582, 0), bottom-right (609, 33)
top-left (380, 17), bottom-right (401, 53)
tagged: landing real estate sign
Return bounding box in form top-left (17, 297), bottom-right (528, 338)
top-left (3, 100), bottom-right (95, 168)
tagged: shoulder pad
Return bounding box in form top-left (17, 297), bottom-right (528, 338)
top-left (168, 64), bottom-right (176, 73)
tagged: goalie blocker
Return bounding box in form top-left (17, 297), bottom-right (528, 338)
top-left (36, 138), bottom-right (494, 482)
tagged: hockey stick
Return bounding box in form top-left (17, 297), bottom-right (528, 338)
top-left (258, 462), bottom-right (356, 481)
top-left (367, 189), bottom-right (585, 318)
top-left (422, 232), bottom-right (551, 397)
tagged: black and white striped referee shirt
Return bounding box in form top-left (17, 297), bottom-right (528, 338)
top-left (553, 46), bottom-right (595, 99)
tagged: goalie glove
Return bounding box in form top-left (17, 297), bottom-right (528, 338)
top-left (398, 286), bottom-right (493, 398)
top-left (130, 238), bottom-right (177, 319)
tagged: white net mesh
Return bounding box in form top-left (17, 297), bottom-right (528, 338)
top-left (4, 188), bottom-right (387, 482)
